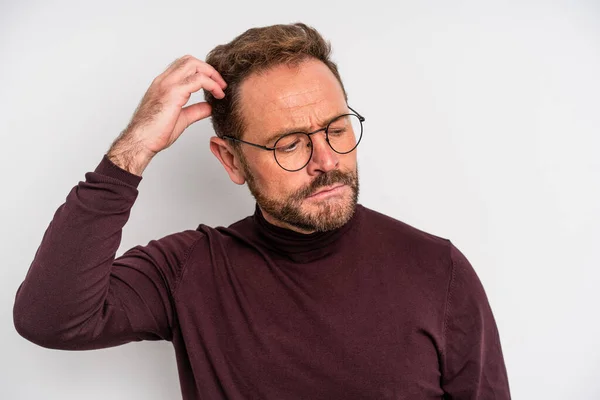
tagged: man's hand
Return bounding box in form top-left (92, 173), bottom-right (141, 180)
top-left (107, 55), bottom-right (228, 176)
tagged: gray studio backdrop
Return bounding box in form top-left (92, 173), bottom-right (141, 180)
top-left (1, 1), bottom-right (599, 399)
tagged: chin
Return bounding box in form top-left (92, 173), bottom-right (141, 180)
top-left (300, 190), bottom-right (355, 221)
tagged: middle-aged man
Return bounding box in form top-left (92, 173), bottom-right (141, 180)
top-left (14, 23), bottom-right (511, 399)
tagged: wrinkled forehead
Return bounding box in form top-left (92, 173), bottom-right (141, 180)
top-left (237, 59), bottom-right (347, 142)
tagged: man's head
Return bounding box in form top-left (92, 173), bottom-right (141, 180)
top-left (205, 23), bottom-right (360, 234)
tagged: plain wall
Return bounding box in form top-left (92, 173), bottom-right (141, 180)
top-left (1, 0), bottom-right (599, 398)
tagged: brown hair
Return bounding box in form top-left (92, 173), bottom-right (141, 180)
top-left (204, 22), bottom-right (348, 146)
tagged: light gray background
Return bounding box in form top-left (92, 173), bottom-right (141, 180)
top-left (1, 0), bottom-right (599, 399)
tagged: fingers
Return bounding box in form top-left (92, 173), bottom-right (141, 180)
top-left (180, 102), bottom-right (212, 126)
top-left (154, 55), bottom-right (227, 103)
top-left (161, 55), bottom-right (227, 90)
top-left (190, 61), bottom-right (228, 90)
top-left (161, 55), bottom-right (196, 78)
top-left (182, 73), bottom-right (226, 99)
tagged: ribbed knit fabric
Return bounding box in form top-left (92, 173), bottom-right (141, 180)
top-left (13, 153), bottom-right (510, 399)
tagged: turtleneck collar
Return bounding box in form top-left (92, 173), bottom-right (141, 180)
top-left (251, 202), bottom-right (363, 263)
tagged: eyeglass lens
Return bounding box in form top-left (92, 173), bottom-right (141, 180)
top-left (273, 114), bottom-right (363, 171)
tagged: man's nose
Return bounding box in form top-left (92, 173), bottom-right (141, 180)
top-left (306, 131), bottom-right (339, 174)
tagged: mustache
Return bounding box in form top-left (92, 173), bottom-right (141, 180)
top-left (293, 169), bottom-right (356, 200)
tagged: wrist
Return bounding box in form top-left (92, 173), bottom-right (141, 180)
top-left (107, 143), bottom-right (154, 177)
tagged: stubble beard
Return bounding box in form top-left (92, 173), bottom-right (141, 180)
top-left (240, 155), bottom-right (360, 233)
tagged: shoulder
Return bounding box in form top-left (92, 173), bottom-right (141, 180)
top-left (355, 204), bottom-right (462, 277)
top-left (193, 214), bottom-right (255, 242)
top-left (357, 204), bottom-right (451, 252)
top-left (127, 229), bottom-right (207, 266)
top-left (357, 204), bottom-right (479, 295)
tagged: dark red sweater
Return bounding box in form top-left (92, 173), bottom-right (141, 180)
top-left (13, 154), bottom-right (510, 399)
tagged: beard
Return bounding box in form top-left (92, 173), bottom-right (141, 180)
top-left (239, 154), bottom-right (360, 233)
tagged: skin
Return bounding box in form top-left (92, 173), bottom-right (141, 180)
top-left (107, 55), bottom-right (227, 176)
top-left (106, 54), bottom-right (358, 235)
top-left (209, 58), bottom-right (360, 234)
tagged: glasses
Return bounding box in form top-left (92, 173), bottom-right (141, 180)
top-left (222, 106), bottom-right (365, 172)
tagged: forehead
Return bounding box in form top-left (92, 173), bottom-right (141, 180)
top-left (238, 59), bottom-right (347, 140)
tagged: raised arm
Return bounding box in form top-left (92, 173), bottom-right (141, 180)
top-left (13, 55), bottom-right (227, 350)
top-left (12, 154), bottom-right (204, 350)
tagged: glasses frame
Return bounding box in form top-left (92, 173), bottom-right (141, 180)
top-left (222, 105), bottom-right (365, 172)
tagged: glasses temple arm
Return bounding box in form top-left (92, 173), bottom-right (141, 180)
top-left (347, 105), bottom-right (365, 122)
top-left (223, 136), bottom-right (275, 151)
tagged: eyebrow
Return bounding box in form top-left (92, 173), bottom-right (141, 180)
top-left (263, 110), bottom-right (348, 145)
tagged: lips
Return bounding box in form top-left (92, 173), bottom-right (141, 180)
top-left (308, 184), bottom-right (346, 198)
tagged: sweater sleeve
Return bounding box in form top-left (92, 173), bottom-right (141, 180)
top-left (13, 154), bottom-right (203, 350)
top-left (440, 242), bottom-right (511, 399)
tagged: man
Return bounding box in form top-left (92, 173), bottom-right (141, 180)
top-left (13, 23), bottom-right (511, 399)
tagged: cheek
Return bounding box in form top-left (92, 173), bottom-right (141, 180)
top-left (254, 165), bottom-right (309, 198)
top-left (341, 153), bottom-right (358, 169)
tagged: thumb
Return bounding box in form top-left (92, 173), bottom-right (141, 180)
top-left (181, 102), bottom-right (212, 127)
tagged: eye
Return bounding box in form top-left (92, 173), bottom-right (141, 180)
top-left (279, 139), bottom-right (300, 152)
top-left (328, 128), bottom-right (346, 136)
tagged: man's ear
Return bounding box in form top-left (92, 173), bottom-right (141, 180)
top-left (209, 136), bottom-right (246, 185)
